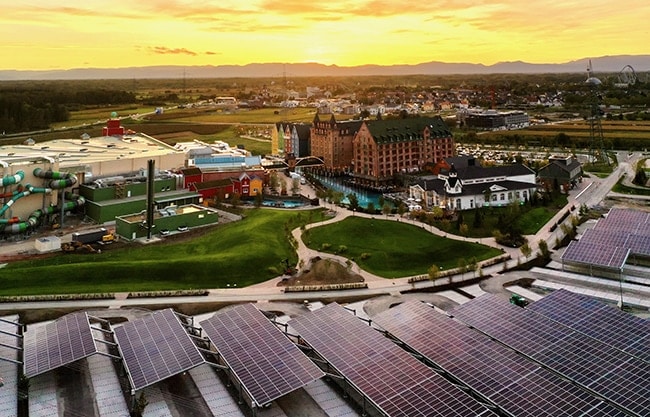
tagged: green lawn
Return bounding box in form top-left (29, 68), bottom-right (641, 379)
top-left (0, 209), bottom-right (325, 296)
top-left (303, 217), bottom-right (503, 278)
top-left (432, 196), bottom-right (567, 238)
top-left (612, 179), bottom-right (650, 196)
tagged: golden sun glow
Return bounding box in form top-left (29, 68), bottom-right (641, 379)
top-left (1, 0), bottom-right (648, 71)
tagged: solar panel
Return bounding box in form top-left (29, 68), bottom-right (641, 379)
top-left (451, 294), bottom-right (650, 416)
top-left (372, 300), bottom-right (624, 417)
top-left (199, 303), bottom-right (324, 407)
top-left (290, 302), bottom-right (495, 417)
top-left (562, 208), bottom-right (650, 270)
top-left (528, 289), bottom-right (650, 362)
top-left (581, 228), bottom-right (630, 247)
top-left (24, 312), bottom-right (97, 378)
top-left (627, 234), bottom-right (650, 256)
top-left (114, 308), bottom-right (205, 391)
top-left (595, 208), bottom-right (650, 233)
top-left (562, 241), bottom-right (630, 269)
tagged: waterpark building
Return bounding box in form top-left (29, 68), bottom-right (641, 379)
top-left (0, 117), bottom-right (187, 234)
top-left (0, 156), bottom-right (82, 234)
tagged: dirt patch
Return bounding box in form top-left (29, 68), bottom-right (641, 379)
top-left (280, 257), bottom-right (364, 287)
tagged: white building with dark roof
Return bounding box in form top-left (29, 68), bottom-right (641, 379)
top-left (409, 159), bottom-right (537, 211)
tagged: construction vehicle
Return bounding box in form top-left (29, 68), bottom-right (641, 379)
top-left (61, 241), bottom-right (96, 253)
top-left (100, 232), bottom-right (116, 244)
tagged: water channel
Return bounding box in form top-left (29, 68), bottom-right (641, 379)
top-left (310, 174), bottom-right (392, 209)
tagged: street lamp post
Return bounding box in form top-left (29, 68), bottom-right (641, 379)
top-left (618, 268), bottom-right (624, 310)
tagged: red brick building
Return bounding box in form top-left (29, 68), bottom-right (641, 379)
top-left (352, 116), bottom-right (454, 187)
top-left (310, 114), bottom-right (363, 174)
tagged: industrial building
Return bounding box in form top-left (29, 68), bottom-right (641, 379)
top-left (0, 117), bottom-right (206, 237)
top-left (458, 109), bottom-right (530, 130)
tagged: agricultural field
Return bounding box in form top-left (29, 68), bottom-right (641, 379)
top-left (472, 119), bottom-right (650, 150)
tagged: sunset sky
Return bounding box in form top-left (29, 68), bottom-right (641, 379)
top-left (2, 0), bottom-right (648, 71)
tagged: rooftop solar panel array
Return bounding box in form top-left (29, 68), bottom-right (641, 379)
top-left (290, 302), bottom-right (495, 417)
top-left (562, 208), bottom-right (650, 270)
top-left (581, 228), bottom-right (630, 247)
top-left (595, 208), bottom-right (650, 233)
top-left (24, 312), bottom-right (97, 378)
top-left (528, 289), bottom-right (650, 363)
top-left (372, 300), bottom-right (624, 417)
top-left (114, 308), bottom-right (205, 391)
top-left (200, 303), bottom-right (324, 407)
top-left (562, 240), bottom-right (630, 269)
top-left (451, 294), bottom-right (650, 416)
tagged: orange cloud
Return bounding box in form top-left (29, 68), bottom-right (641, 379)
top-left (150, 47), bottom-right (198, 56)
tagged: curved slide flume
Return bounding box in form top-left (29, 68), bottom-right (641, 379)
top-left (0, 185), bottom-right (45, 218)
top-left (1, 171), bottom-right (24, 187)
top-left (33, 168), bottom-right (77, 189)
top-left (2, 193), bottom-right (85, 234)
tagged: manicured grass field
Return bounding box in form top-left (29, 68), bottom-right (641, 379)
top-left (433, 195), bottom-right (567, 238)
top-left (303, 217), bottom-right (503, 278)
top-left (0, 209), bottom-right (325, 296)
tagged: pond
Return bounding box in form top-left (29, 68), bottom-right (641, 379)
top-left (313, 174), bottom-right (390, 209)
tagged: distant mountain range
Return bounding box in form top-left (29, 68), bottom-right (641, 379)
top-left (1, 55), bottom-right (648, 80)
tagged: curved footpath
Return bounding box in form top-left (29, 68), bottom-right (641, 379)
top-left (0, 155), bottom-right (640, 314)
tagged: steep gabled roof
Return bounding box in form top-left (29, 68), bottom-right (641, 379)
top-left (181, 167), bottom-right (202, 176)
top-left (550, 158), bottom-right (581, 173)
top-left (294, 124), bottom-right (311, 140)
top-left (193, 178), bottom-right (233, 190)
top-left (414, 177), bottom-right (535, 197)
top-left (457, 163), bottom-right (534, 180)
top-left (364, 116), bottom-right (451, 144)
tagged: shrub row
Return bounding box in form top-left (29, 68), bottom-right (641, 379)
top-left (283, 282), bottom-right (368, 292)
top-left (0, 293), bottom-right (114, 303)
top-left (407, 254), bottom-right (510, 283)
top-left (126, 289), bottom-right (209, 299)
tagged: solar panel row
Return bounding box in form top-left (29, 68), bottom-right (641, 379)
top-left (561, 208), bottom-right (650, 270)
top-left (595, 208), bottom-right (650, 234)
top-left (528, 289), bottom-right (650, 362)
top-left (24, 312), bottom-right (97, 378)
top-left (451, 294), bottom-right (650, 416)
top-left (372, 300), bottom-right (624, 417)
top-left (199, 303), bottom-right (324, 407)
top-left (114, 308), bottom-right (205, 391)
top-left (562, 240), bottom-right (630, 269)
top-left (290, 302), bottom-right (495, 417)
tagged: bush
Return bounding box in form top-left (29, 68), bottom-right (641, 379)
top-left (360, 252), bottom-right (371, 260)
top-left (321, 243), bottom-right (331, 251)
top-left (338, 245), bottom-right (348, 253)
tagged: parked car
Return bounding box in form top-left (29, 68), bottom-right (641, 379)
top-left (177, 225), bottom-right (189, 232)
top-left (159, 229), bottom-right (170, 236)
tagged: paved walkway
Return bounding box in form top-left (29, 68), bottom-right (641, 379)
top-left (2, 161), bottom-right (647, 314)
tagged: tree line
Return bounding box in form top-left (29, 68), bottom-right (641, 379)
top-left (0, 86), bottom-right (135, 133)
